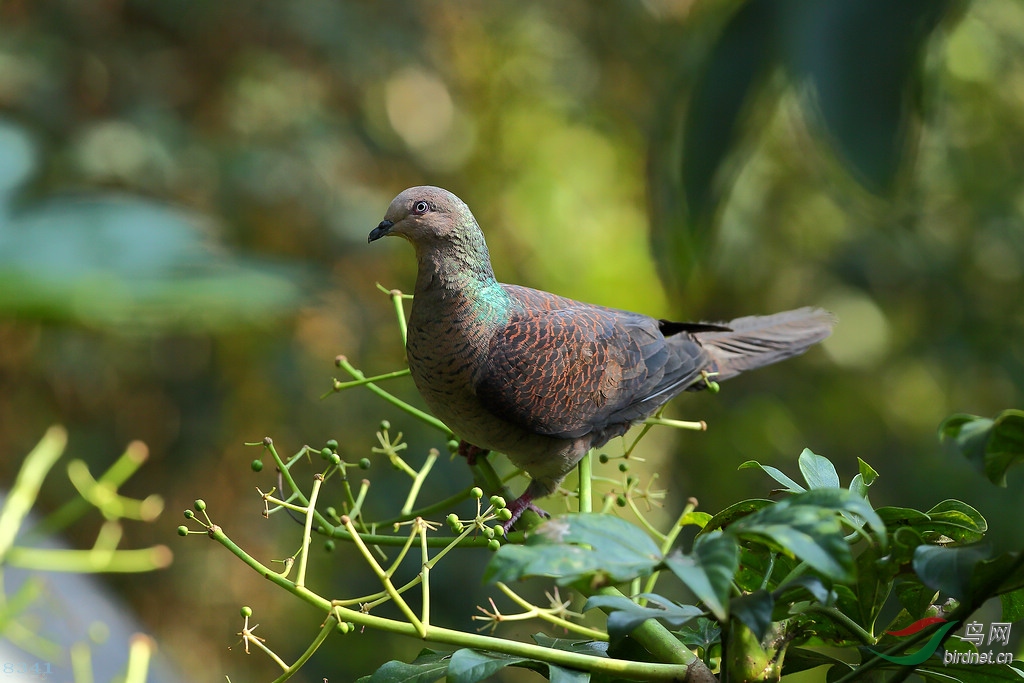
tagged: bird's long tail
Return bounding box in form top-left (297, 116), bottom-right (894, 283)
top-left (694, 307), bottom-right (835, 382)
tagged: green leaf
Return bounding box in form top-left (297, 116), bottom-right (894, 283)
top-left (1001, 588), bottom-right (1024, 623)
top-left (783, 0), bottom-right (955, 193)
top-left (941, 410), bottom-right (1024, 487)
top-left (648, 0), bottom-right (781, 287)
top-left (924, 499), bottom-right (988, 544)
top-left (776, 575), bottom-right (834, 606)
top-left (663, 531), bottom-right (739, 621)
top-left (893, 579), bottom-right (938, 619)
top-left (363, 649), bottom-right (451, 683)
top-left (673, 616), bottom-right (722, 652)
top-left (729, 489), bottom-right (886, 583)
top-left (680, 510), bottom-right (713, 529)
top-left (738, 461), bottom-right (805, 493)
top-left (850, 458), bottom-right (880, 499)
top-left (446, 649), bottom-right (527, 683)
top-left (700, 499), bottom-right (773, 534)
top-left (798, 448), bottom-right (841, 489)
top-left (912, 654), bottom-right (1024, 682)
top-left (782, 647), bottom-right (856, 677)
top-left (583, 594), bottom-right (702, 643)
top-left (912, 544), bottom-right (986, 599)
top-left (547, 664), bottom-right (591, 683)
top-left (0, 193), bottom-right (303, 330)
top-left (912, 544), bottom-right (992, 600)
top-left (731, 590), bottom-right (774, 640)
top-left (531, 634), bottom-right (609, 659)
top-left (852, 545), bottom-right (895, 632)
top-left (484, 514), bottom-right (662, 586)
top-left (680, 0), bottom-right (779, 229)
top-left (877, 499), bottom-right (987, 545)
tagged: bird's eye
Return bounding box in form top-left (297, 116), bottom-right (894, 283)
top-left (412, 201), bottom-right (430, 215)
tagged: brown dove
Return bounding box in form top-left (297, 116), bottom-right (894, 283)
top-left (369, 186), bottom-right (834, 529)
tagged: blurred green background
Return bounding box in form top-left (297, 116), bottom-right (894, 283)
top-left (1, 0), bottom-right (1023, 680)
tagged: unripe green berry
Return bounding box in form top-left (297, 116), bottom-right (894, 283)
top-left (320, 447), bottom-right (333, 460)
top-left (330, 453), bottom-right (342, 466)
top-left (358, 458), bottom-right (371, 470)
top-left (470, 487), bottom-right (484, 499)
top-left (488, 539), bottom-right (501, 552)
top-left (251, 459), bottom-right (264, 472)
top-left (326, 439), bottom-right (339, 450)
top-left (489, 495), bottom-right (506, 509)
top-left (337, 621), bottom-right (350, 634)
top-left (496, 508), bottom-right (512, 522)
top-left (379, 419), bottom-right (391, 431)
top-left (240, 606), bottom-right (253, 618)
top-left (616, 495), bottom-right (627, 507)
top-left (324, 540), bottom-right (335, 552)
top-left (184, 510), bottom-right (195, 519)
top-left (177, 526), bottom-right (189, 536)
top-left (193, 499), bottom-right (206, 511)
top-left (618, 463), bottom-right (629, 472)
top-left (447, 440), bottom-right (460, 453)
top-left (599, 453), bottom-right (609, 464)
top-left (484, 526), bottom-right (495, 539)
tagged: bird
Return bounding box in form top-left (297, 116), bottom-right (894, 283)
top-left (368, 186), bottom-right (834, 530)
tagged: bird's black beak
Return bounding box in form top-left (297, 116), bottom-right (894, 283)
top-left (368, 219), bottom-right (394, 243)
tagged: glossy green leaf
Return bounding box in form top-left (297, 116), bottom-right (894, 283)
top-left (547, 663), bottom-right (591, 683)
top-left (700, 499), bottom-right (773, 535)
top-left (484, 514), bottom-right (662, 586)
top-left (731, 590), bottom-right (774, 640)
top-left (648, 0), bottom-right (781, 286)
top-left (877, 500), bottom-right (987, 546)
top-left (584, 593), bottom-right (702, 643)
top-left (447, 649), bottom-right (528, 683)
top-left (729, 488), bottom-right (886, 582)
top-left (783, 0), bottom-right (955, 193)
top-left (909, 545), bottom-right (1024, 603)
top-left (362, 649), bottom-right (451, 683)
top-left (680, 0), bottom-right (779, 229)
top-left (738, 461), bottom-right (805, 493)
top-left (798, 448), bottom-right (841, 489)
top-left (850, 458), bottom-right (880, 499)
top-left (999, 588), bottom-right (1024, 625)
top-left (531, 634), bottom-right (609, 659)
top-left (663, 531), bottom-right (738, 621)
top-left (940, 410), bottom-right (1024, 487)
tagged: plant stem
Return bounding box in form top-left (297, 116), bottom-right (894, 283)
top-left (593, 586), bottom-right (697, 666)
top-left (5, 546), bottom-right (172, 572)
top-left (578, 451), bottom-right (593, 514)
top-left (402, 449), bottom-right (439, 515)
top-left (296, 474), bottom-right (323, 588)
top-left (0, 427), bottom-right (67, 563)
top-left (269, 614), bottom-right (337, 683)
top-left (211, 523), bottom-right (692, 680)
top-left (335, 357), bottom-right (451, 436)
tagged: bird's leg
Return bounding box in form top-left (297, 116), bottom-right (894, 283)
top-left (456, 439), bottom-right (490, 466)
top-left (500, 480), bottom-right (552, 535)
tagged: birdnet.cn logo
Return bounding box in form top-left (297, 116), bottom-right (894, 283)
top-left (868, 617), bottom-right (1015, 666)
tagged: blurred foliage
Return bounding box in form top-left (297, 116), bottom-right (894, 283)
top-left (0, 0), bottom-right (1022, 681)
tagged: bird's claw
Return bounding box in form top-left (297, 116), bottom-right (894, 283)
top-left (457, 440), bottom-right (490, 466)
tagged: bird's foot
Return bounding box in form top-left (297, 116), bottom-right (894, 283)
top-left (500, 493), bottom-right (549, 535)
top-left (457, 440), bottom-right (490, 466)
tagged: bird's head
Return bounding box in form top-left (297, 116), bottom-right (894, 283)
top-left (368, 186), bottom-right (474, 245)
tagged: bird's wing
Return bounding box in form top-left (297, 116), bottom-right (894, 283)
top-left (473, 287), bottom-right (708, 440)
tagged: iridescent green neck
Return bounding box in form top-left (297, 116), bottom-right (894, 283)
top-left (411, 218), bottom-right (512, 322)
